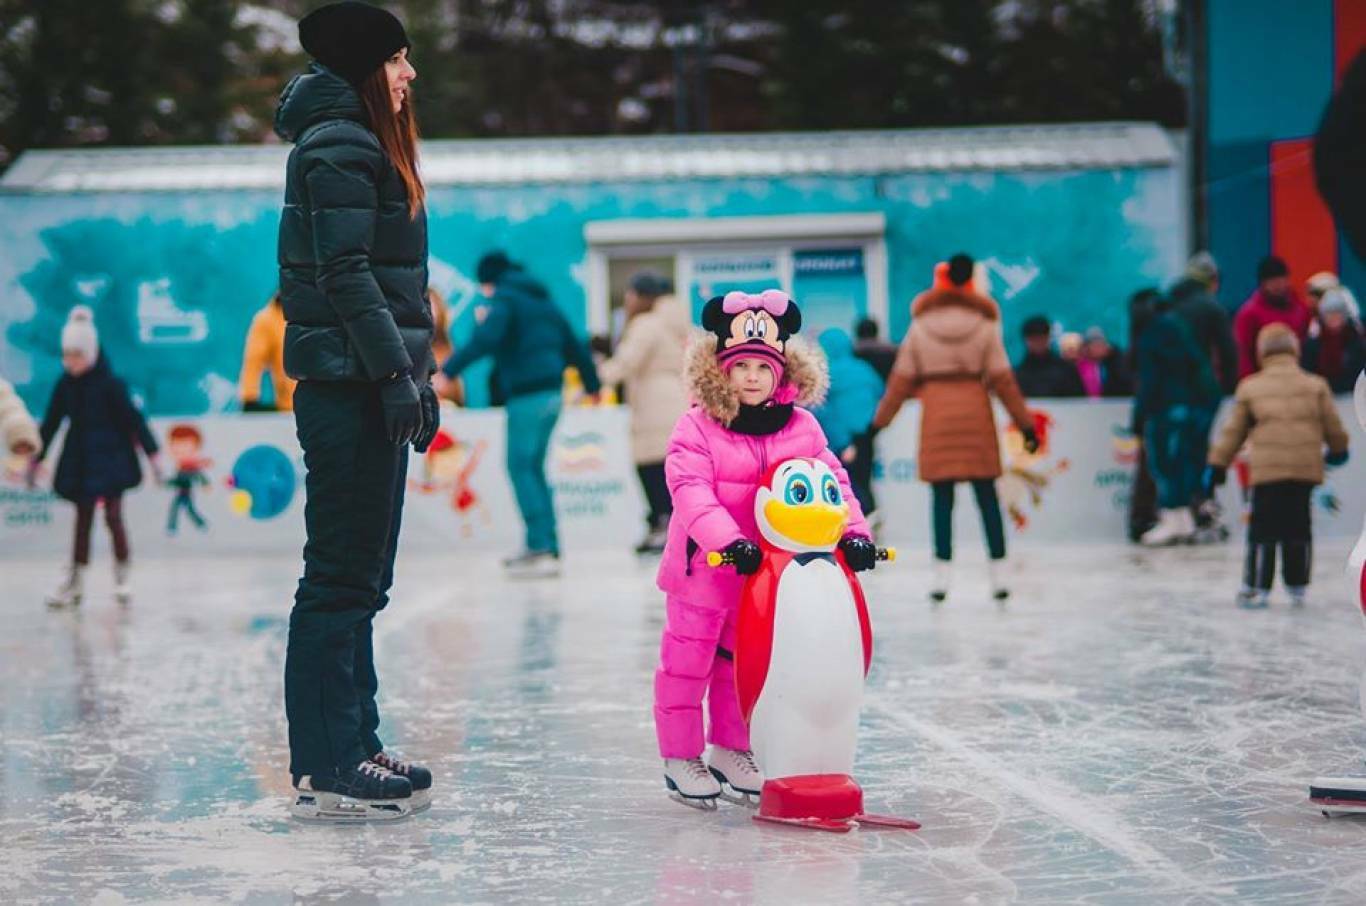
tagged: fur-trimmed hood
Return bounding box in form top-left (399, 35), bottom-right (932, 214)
top-left (683, 331), bottom-right (829, 424)
top-left (911, 285), bottom-right (1000, 321)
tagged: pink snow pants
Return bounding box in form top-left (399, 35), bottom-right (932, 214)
top-left (654, 594), bottom-right (750, 759)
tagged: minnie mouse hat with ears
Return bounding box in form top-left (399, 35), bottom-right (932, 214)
top-left (701, 289), bottom-right (802, 373)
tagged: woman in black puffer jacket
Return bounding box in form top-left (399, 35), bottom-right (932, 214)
top-left (275, 1), bottom-right (437, 821)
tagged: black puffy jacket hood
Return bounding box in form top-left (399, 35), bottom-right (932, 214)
top-left (275, 66), bottom-right (365, 144)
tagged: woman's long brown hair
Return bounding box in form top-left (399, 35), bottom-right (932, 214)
top-left (357, 64), bottom-right (425, 219)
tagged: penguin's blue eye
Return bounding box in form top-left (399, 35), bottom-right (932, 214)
top-left (783, 474), bottom-right (813, 505)
top-left (823, 476), bottom-right (841, 505)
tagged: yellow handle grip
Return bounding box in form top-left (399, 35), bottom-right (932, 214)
top-left (706, 551), bottom-right (724, 568)
top-left (883, 547), bottom-right (897, 563)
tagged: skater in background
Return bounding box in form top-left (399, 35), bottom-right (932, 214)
top-left (654, 289), bottom-right (875, 809)
top-left (1204, 324), bottom-right (1349, 607)
top-left (594, 271), bottom-right (689, 556)
top-left (1167, 252), bottom-right (1238, 395)
top-left (238, 293), bottom-right (295, 413)
top-left (30, 306), bottom-right (160, 607)
top-left (436, 250), bottom-right (601, 577)
top-left (814, 326), bottom-right (884, 524)
top-left (276, 1), bottom-right (441, 820)
top-left (1302, 287), bottom-right (1366, 394)
top-left (1, 376), bottom-right (40, 462)
top-left (1013, 316), bottom-right (1084, 398)
top-left (1233, 256), bottom-right (1311, 380)
top-left (1125, 288), bottom-right (1161, 541)
top-left (1132, 290), bottom-right (1222, 546)
top-left (872, 254), bottom-right (1036, 602)
top-left (852, 316), bottom-right (897, 381)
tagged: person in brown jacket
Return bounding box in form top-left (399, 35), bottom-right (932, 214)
top-left (596, 272), bottom-right (690, 554)
top-left (1205, 323), bottom-right (1350, 608)
top-left (872, 254), bottom-right (1037, 602)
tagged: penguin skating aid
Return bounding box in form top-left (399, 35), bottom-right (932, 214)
top-left (710, 457), bottom-right (920, 833)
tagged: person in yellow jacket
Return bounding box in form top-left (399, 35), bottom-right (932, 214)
top-left (239, 295), bottom-right (296, 412)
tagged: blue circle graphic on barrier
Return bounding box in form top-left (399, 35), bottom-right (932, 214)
top-left (230, 445), bottom-right (296, 520)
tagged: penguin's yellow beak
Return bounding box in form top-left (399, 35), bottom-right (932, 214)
top-left (762, 498), bottom-right (848, 548)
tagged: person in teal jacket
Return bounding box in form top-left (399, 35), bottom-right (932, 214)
top-left (813, 327), bottom-right (885, 518)
top-left (438, 252), bottom-right (601, 576)
top-left (1132, 295), bottom-right (1222, 546)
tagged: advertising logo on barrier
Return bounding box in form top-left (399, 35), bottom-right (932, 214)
top-left (552, 430), bottom-right (623, 517)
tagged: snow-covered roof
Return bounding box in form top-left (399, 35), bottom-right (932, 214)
top-left (1, 121), bottom-right (1174, 194)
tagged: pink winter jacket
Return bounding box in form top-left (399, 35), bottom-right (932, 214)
top-left (656, 334), bottom-right (870, 601)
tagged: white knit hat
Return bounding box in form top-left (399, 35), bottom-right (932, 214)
top-left (61, 306), bottom-right (99, 361)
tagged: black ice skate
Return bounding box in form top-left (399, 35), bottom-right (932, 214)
top-left (369, 751), bottom-right (432, 811)
top-left (1310, 776), bottom-right (1366, 817)
top-left (291, 761), bottom-right (413, 822)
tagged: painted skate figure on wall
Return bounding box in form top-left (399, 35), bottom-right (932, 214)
top-left (997, 410), bottom-right (1069, 530)
top-left (411, 428), bottom-right (490, 537)
top-left (164, 424), bottom-right (211, 534)
top-left (713, 457), bottom-right (918, 833)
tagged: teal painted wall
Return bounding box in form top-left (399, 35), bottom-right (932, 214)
top-left (1, 165), bottom-right (1180, 415)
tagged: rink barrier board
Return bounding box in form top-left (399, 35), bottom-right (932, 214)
top-left (2, 398), bottom-right (1363, 558)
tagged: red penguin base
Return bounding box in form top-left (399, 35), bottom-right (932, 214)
top-left (753, 775), bottom-right (921, 833)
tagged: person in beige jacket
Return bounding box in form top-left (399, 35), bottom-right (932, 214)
top-left (597, 272), bottom-right (691, 554)
top-left (1206, 323), bottom-right (1350, 608)
top-left (1, 377), bottom-right (40, 459)
top-left (872, 254), bottom-right (1036, 602)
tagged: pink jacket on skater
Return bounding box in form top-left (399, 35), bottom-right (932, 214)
top-left (653, 289), bottom-right (869, 764)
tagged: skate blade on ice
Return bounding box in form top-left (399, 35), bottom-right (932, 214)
top-left (709, 768), bottom-right (760, 809)
top-left (1310, 777), bottom-right (1366, 817)
top-left (665, 779), bottom-right (719, 811)
top-left (290, 790), bottom-right (414, 823)
top-left (409, 788), bottom-right (433, 813)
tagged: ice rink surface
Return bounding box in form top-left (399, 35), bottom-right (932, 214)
top-left (4, 541), bottom-right (1366, 905)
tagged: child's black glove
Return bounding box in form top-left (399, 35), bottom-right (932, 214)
top-left (1326, 449), bottom-right (1350, 467)
top-left (1201, 464), bottom-right (1227, 497)
top-left (723, 539), bottom-right (762, 576)
top-left (839, 535), bottom-right (878, 572)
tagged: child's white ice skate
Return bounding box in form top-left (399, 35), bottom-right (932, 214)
top-left (663, 757), bottom-right (720, 810)
top-left (1287, 585), bottom-right (1308, 608)
top-left (46, 564), bottom-right (84, 609)
top-left (708, 746), bottom-right (761, 808)
top-left (113, 562), bottom-right (132, 605)
top-left (1236, 586), bottom-right (1270, 609)
top-left (929, 559), bottom-right (950, 604)
top-left (291, 761), bottom-right (413, 822)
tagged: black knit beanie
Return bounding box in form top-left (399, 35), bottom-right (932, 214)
top-left (476, 251), bottom-right (516, 285)
top-left (299, 2), bottom-right (410, 88)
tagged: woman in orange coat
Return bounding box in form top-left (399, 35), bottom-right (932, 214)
top-left (872, 254), bottom-right (1036, 602)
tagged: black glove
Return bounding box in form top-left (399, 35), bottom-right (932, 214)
top-left (242, 400), bottom-right (275, 413)
top-left (1326, 449), bottom-right (1350, 467)
top-left (413, 382), bottom-right (439, 453)
top-left (379, 371), bottom-right (422, 446)
top-left (1021, 426), bottom-right (1040, 454)
top-left (1201, 464), bottom-right (1226, 497)
top-left (839, 534), bottom-right (877, 572)
top-left (723, 539), bottom-right (762, 576)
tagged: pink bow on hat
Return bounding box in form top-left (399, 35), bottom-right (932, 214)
top-left (722, 289), bottom-right (792, 317)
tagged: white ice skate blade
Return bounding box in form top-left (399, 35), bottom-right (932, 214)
top-left (668, 790), bottom-right (719, 811)
top-left (709, 769), bottom-right (760, 809)
top-left (505, 562), bottom-right (561, 580)
top-left (290, 790), bottom-right (414, 823)
top-left (410, 788), bottom-right (433, 813)
top-left (1310, 777), bottom-right (1366, 816)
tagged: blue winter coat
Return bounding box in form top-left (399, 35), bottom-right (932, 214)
top-left (441, 269), bottom-right (601, 401)
top-left (38, 356), bottom-right (159, 502)
top-left (813, 328), bottom-right (884, 452)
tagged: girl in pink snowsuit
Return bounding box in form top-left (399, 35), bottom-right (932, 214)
top-left (654, 290), bottom-right (874, 808)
